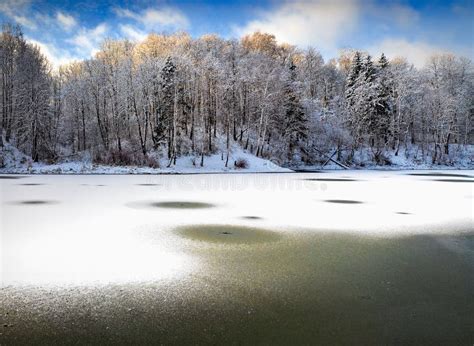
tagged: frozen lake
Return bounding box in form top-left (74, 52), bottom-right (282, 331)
top-left (1, 171), bottom-right (473, 344)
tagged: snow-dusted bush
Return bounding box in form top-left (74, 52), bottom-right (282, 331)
top-left (93, 145), bottom-right (160, 168)
top-left (234, 158), bottom-right (249, 169)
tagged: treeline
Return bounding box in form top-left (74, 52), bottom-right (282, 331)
top-left (1, 24), bottom-right (473, 167)
top-left (0, 24), bottom-right (59, 162)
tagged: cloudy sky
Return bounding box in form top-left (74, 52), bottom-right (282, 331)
top-left (1, 0), bottom-right (472, 67)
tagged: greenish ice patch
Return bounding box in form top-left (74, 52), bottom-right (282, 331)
top-left (126, 200), bottom-right (216, 210)
top-left (175, 224), bottom-right (281, 244)
top-left (1, 232), bottom-right (473, 345)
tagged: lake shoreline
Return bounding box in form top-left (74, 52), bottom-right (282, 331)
top-left (2, 166), bottom-right (474, 175)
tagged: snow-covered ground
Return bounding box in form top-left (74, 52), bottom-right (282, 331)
top-left (0, 143), bottom-right (291, 174)
top-left (2, 142), bottom-right (472, 174)
top-left (295, 144), bottom-right (474, 171)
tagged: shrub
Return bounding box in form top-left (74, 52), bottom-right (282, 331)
top-left (107, 148), bottom-right (135, 166)
top-left (94, 147), bottom-right (160, 168)
top-left (145, 155), bottom-right (160, 168)
top-left (234, 158), bottom-right (249, 169)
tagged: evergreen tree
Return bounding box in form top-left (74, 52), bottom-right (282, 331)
top-left (346, 53), bottom-right (377, 142)
top-left (345, 51), bottom-right (362, 108)
top-left (153, 56), bottom-right (176, 156)
top-left (378, 52), bottom-right (389, 69)
top-left (374, 53), bottom-right (392, 144)
top-left (282, 62), bottom-right (307, 161)
top-left (360, 54), bottom-right (378, 142)
top-left (363, 54), bottom-right (376, 83)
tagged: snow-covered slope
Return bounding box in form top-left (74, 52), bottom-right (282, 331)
top-left (293, 144), bottom-right (474, 171)
top-left (0, 144), bottom-right (291, 174)
top-left (2, 141), bottom-right (472, 174)
top-left (0, 142), bottom-right (33, 171)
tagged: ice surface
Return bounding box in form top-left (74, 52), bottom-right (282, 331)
top-left (0, 171), bottom-right (473, 344)
top-left (1, 171), bottom-right (472, 286)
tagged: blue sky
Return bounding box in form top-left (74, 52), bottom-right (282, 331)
top-left (0, 0), bottom-right (472, 67)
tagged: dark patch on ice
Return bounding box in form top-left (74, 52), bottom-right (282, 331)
top-left (241, 216), bottom-right (263, 220)
top-left (431, 179), bottom-right (474, 183)
top-left (135, 184), bottom-right (161, 186)
top-left (408, 172), bottom-right (473, 178)
top-left (304, 178), bottom-right (358, 182)
top-left (0, 176), bottom-right (26, 179)
top-left (151, 201), bottom-right (215, 209)
top-left (127, 200), bottom-right (216, 210)
top-left (175, 224), bottom-right (281, 245)
top-left (14, 200), bottom-right (58, 205)
top-left (17, 183), bottom-right (45, 186)
top-left (324, 199), bottom-right (364, 204)
top-left (396, 212), bottom-right (412, 215)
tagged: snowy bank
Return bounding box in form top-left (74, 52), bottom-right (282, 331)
top-left (293, 144), bottom-right (474, 171)
top-left (2, 142), bottom-right (473, 174)
top-left (0, 143), bottom-right (291, 174)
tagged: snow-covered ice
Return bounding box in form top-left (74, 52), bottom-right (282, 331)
top-left (1, 170), bottom-right (472, 286)
top-left (1, 171), bottom-right (473, 345)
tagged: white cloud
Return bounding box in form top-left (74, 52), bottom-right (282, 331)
top-left (390, 4), bottom-right (419, 27)
top-left (68, 23), bottom-right (109, 58)
top-left (367, 38), bottom-right (449, 68)
top-left (27, 38), bottom-right (78, 68)
top-left (234, 0), bottom-right (360, 56)
top-left (0, 0), bottom-right (37, 29)
top-left (114, 6), bottom-right (189, 30)
top-left (56, 11), bottom-right (77, 30)
top-left (119, 24), bottom-right (147, 42)
top-left (12, 15), bottom-right (36, 29)
top-left (368, 3), bottom-right (419, 28)
top-left (0, 0), bottom-right (31, 16)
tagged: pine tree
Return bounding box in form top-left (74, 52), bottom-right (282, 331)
top-left (360, 54), bottom-right (378, 142)
top-left (282, 62), bottom-right (307, 161)
top-left (346, 53), bottom-right (376, 142)
top-left (374, 53), bottom-right (392, 145)
top-left (378, 52), bottom-right (389, 69)
top-left (153, 57), bottom-right (176, 156)
top-left (345, 51), bottom-right (362, 108)
top-left (363, 54), bottom-right (375, 83)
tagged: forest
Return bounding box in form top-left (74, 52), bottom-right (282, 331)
top-left (1, 23), bottom-right (473, 169)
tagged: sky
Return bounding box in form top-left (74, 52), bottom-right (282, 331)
top-left (0, 0), bottom-right (473, 68)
